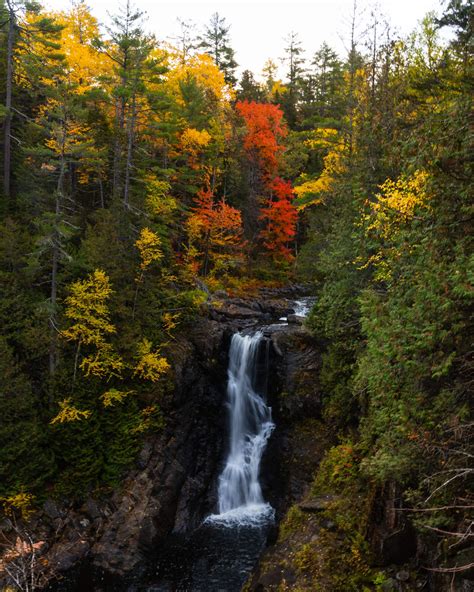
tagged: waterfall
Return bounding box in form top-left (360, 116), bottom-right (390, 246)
top-left (207, 331), bottom-right (275, 527)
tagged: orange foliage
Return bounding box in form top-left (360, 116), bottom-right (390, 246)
top-left (259, 177), bottom-right (298, 262)
top-left (236, 101), bottom-right (297, 262)
top-left (235, 100), bottom-right (287, 178)
top-left (186, 187), bottom-right (246, 275)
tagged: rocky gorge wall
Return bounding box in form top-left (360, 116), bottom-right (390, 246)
top-left (0, 288), bottom-right (319, 590)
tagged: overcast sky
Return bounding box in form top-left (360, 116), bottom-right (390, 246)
top-left (46, 0), bottom-right (443, 78)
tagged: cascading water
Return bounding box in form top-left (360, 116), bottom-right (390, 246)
top-left (207, 331), bottom-right (275, 527)
top-left (293, 299), bottom-right (312, 317)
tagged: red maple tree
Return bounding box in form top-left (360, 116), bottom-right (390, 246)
top-left (236, 101), bottom-right (297, 262)
top-left (259, 177), bottom-right (298, 261)
top-left (235, 100), bottom-right (287, 179)
top-left (186, 187), bottom-right (246, 275)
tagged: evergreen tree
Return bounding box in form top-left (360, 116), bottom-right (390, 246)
top-left (0, 337), bottom-right (54, 496)
top-left (103, 0), bottom-right (167, 205)
top-left (280, 31), bottom-right (305, 128)
top-left (0, 0), bottom-right (63, 205)
top-left (198, 12), bottom-right (238, 86)
top-left (237, 70), bottom-right (264, 102)
top-left (311, 43), bottom-right (345, 126)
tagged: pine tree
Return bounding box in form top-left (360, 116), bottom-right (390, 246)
top-left (237, 70), bottom-right (265, 102)
top-left (311, 43), bottom-right (344, 126)
top-left (103, 0), bottom-right (167, 205)
top-left (280, 31), bottom-right (305, 128)
top-left (198, 12), bottom-right (238, 86)
top-left (1, 0), bottom-right (63, 205)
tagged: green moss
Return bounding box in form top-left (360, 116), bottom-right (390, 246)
top-left (293, 543), bottom-right (318, 574)
top-left (279, 505), bottom-right (308, 541)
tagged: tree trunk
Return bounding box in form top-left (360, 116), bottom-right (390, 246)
top-left (73, 340), bottom-right (81, 383)
top-left (132, 272), bottom-right (143, 320)
top-left (49, 224), bottom-right (59, 376)
top-left (123, 95), bottom-right (136, 206)
top-left (99, 177), bottom-right (104, 208)
top-left (49, 160), bottom-right (66, 376)
top-left (112, 98), bottom-right (124, 198)
top-left (3, 5), bottom-right (15, 199)
top-left (113, 51), bottom-right (128, 198)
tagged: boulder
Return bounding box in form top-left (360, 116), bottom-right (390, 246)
top-left (50, 539), bottom-right (90, 573)
top-left (298, 495), bottom-right (339, 513)
top-left (287, 314), bottom-right (304, 324)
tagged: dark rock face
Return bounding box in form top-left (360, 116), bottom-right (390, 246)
top-left (367, 481), bottom-right (418, 567)
top-left (259, 324), bottom-right (323, 516)
top-left (268, 326), bottom-right (322, 422)
top-left (207, 297), bottom-right (293, 328)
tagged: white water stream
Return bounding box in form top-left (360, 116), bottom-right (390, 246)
top-left (279, 296), bottom-right (315, 323)
top-left (207, 332), bottom-right (275, 527)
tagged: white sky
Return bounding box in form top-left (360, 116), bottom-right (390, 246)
top-left (46, 0), bottom-right (443, 78)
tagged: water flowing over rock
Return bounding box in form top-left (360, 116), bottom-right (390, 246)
top-left (207, 332), bottom-right (275, 527)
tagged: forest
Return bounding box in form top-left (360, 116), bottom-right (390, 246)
top-left (0, 0), bottom-right (472, 590)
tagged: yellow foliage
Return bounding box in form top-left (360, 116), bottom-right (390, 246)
top-left (131, 405), bottom-right (164, 434)
top-left (53, 4), bottom-right (112, 92)
top-left (50, 398), bottom-right (92, 424)
top-left (101, 388), bottom-right (133, 407)
top-left (303, 127), bottom-right (339, 150)
top-left (359, 170), bottom-right (431, 281)
top-left (145, 178), bottom-right (178, 218)
top-left (134, 338), bottom-right (170, 382)
top-left (180, 128), bottom-right (212, 152)
top-left (367, 170), bottom-right (430, 238)
top-left (62, 270), bottom-right (124, 380)
top-left (185, 214), bottom-right (205, 244)
top-left (80, 343), bottom-right (124, 380)
top-left (165, 53), bottom-right (233, 106)
top-left (191, 290), bottom-right (209, 307)
top-left (1, 493), bottom-right (35, 520)
top-left (135, 228), bottom-right (163, 272)
top-left (62, 270), bottom-right (115, 348)
top-left (42, 110), bottom-right (93, 158)
top-left (162, 312), bottom-right (180, 335)
top-left (294, 144), bottom-right (345, 210)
